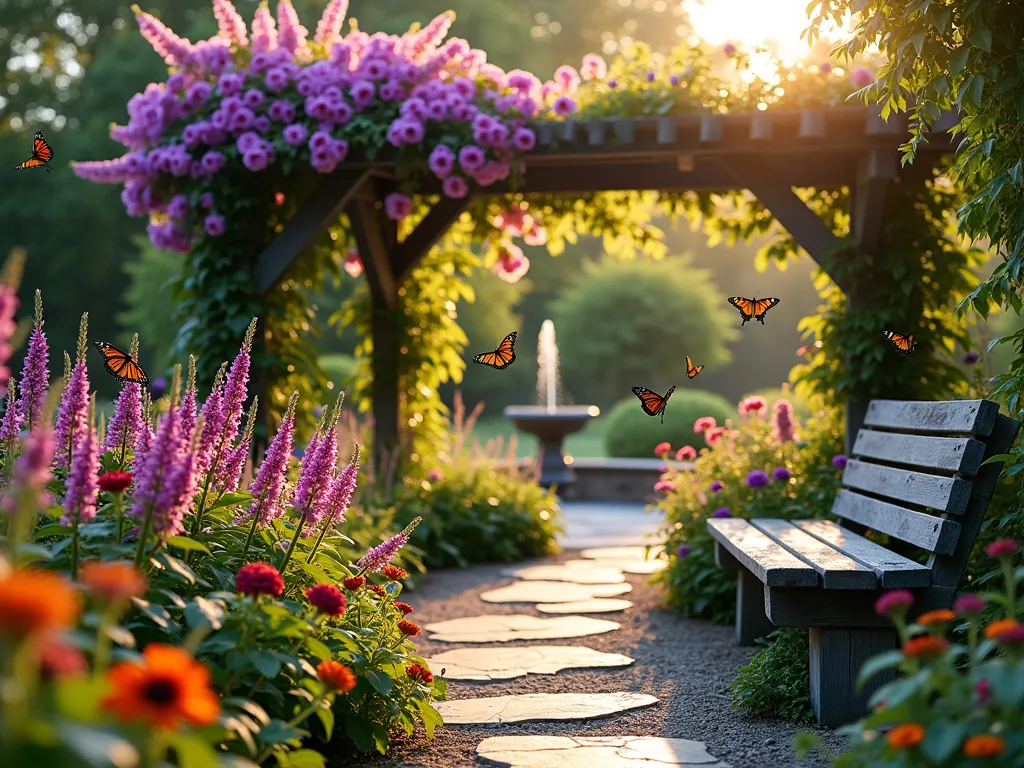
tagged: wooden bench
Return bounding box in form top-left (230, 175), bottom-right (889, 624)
top-left (708, 399), bottom-right (1020, 727)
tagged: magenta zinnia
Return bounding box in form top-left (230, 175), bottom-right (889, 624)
top-left (356, 517), bottom-right (422, 573)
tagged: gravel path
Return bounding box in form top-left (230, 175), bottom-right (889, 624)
top-left (326, 550), bottom-right (847, 768)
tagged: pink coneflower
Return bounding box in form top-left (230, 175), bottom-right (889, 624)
top-left (705, 426), bottom-right (726, 446)
top-left (954, 594), bottom-right (986, 616)
top-left (357, 517), bottom-right (422, 572)
top-left (675, 445), bottom-right (696, 461)
top-left (654, 480), bottom-right (674, 493)
top-left (654, 442), bottom-right (672, 457)
top-left (739, 396), bottom-right (766, 415)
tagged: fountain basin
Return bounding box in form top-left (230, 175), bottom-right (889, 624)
top-left (504, 405), bottom-right (600, 492)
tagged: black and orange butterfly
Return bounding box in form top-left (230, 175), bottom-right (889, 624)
top-left (632, 385), bottom-right (675, 424)
top-left (472, 331), bottom-right (517, 370)
top-left (728, 296), bottom-right (780, 326)
top-left (15, 132), bottom-right (54, 174)
top-left (882, 330), bottom-right (916, 354)
top-left (94, 341), bottom-right (149, 385)
top-left (686, 355), bottom-right (703, 379)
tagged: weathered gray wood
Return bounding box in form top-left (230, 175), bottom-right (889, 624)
top-left (707, 519), bottom-right (818, 587)
top-left (842, 459), bottom-right (973, 514)
top-left (852, 429), bottom-right (987, 475)
top-left (749, 519), bottom-right (876, 589)
top-left (793, 519), bottom-right (931, 588)
top-left (613, 119), bottom-right (636, 144)
top-left (561, 120), bottom-right (576, 142)
top-left (699, 114), bottom-right (723, 142)
top-left (536, 122), bottom-right (555, 146)
top-left (863, 399), bottom-right (999, 437)
top-left (798, 110), bottom-right (826, 140)
top-left (832, 489), bottom-right (961, 554)
top-left (766, 585), bottom-right (953, 627)
top-left (851, 150), bottom-right (898, 254)
top-left (929, 413), bottom-right (1022, 587)
top-left (657, 116), bottom-right (677, 143)
top-left (586, 121), bottom-right (606, 146)
top-left (713, 540), bottom-right (742, 571)
top-left (393, 197), bottom-right (470, 283)
top-left (736, 569), bottom-right (775, 645)
top-left (809, 627), bottom-right (897, 728)
top-left (749, 114), bottom-right (773, 141)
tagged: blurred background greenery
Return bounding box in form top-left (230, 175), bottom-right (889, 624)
top-left (0, 0), bottom-right (1001, 458)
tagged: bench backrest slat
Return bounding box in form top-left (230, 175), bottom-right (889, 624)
top-left (842, 459), bottom-right (972, 514)
top-left (863, 399), bottom-right (998, 436)
top-left (851, 430), bottom-right (986, 475)
top-left (833, 489), bottom-right (961, 554)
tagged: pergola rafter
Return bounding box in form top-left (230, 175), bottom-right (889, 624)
top-left (253, 105), bottom-right (957, 462)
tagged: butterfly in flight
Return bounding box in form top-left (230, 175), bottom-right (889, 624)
top-left (685, 355), bottom-right (703, 379)
top-left (632, 385), bottom-right (676, 424)
top-left (882, 330), bottom-right (916, 354)
top-left (728, 296), bottom-right (780, 326)
top-left (94, 341), bottom-right (149, 385)
top-left (472, 331), bottom-right (517, 370)
top-left (15, 132), bottom-right (54, 174)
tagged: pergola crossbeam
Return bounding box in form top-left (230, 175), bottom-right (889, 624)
top-left (394, 197), bottom-right (471, 283)
top-left (851, 149), bottom-right (899, 255)
top-left (347, 197), bottom-right (398, 309)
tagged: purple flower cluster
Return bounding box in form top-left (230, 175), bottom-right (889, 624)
top-left (0, 282), bottom-right (19, 397)
top-left (129, 406), bottom-right (197, 536)
top-left (238, 392), bottom-right (298, 526)
top-left (53, 360), bottom-right (90, 473)
top-left (2, 426), bottom-right (54, 514)
top-left (772, 467), bottom-right (790, 482)
top-left (745, 469), bottom-right (770, 488)
top-left (357, 516), bottom-right (422, 572)
top-left (105, 383), bottom-right (144, 455)
top-left (62, 423), bottom-right (99, 526)
top-left (16, 292), bottom-right (49, 431)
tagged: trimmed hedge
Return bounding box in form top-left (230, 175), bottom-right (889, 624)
top-left (603, 389), bottom-right (735, 458)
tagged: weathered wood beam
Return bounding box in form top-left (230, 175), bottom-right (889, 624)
top-left (253, 168), bottom-right (373, 295)
top-left (393, 197), bottom-right (470, 283)
top-left (346, 197), bottom-right (397, 310)
top-left (850, 150), bottom-right (898, 254)
top-left (718, 155), bottom-right (848, 292)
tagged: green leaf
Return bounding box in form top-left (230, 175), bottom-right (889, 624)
top-left (165, 535), bottom-right (212, 555)
top-left (949, 46), bottom-right (970, 76)
top-left (364, 669), bottom-right (393, 696)
top-left (132, 598), bottom-right (173, 629)
top-left (920, 720), bottom-right (967, 763)
top-left (32, 523), bottom-right (70, 540)
top-left (969, 28), bottom-right (992, 52)
top-left (62, 722), bottom-right (140, 768)
top-left (257, 719), bottom-right (304, 746)
top-left (276, 749), bottom-right (327, 768)
top-left (167, 733), bottom-right (221, 768)
top-left (315, 704), bottom-right (335, 740)
top-left (855, 650), bottom-right (905, 689)
top-left (414, 699), bottom-right (444, 739)
top-left (185, 596), bottom-right (226, 630)
top-left (250, 650), bottom-right (281, 678)
top-left (208, 491), bottom-right (256, 511)
top-left (344, 714), bottom-right (373, 753)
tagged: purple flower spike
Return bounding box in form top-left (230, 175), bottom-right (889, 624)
top-left (221, 319), bottom-right (256, 448)
top-left (324, 443), bottom-right (360, 526)
top-left (62, 423), bottom-right (99, 526)
top-left (0, 381), bottom-right (23, 448)
top-left (105, 383), bottom-right (143, 457)
top-left (238, 392), bottom-right (297, 526)
top-left (771, 399), bottom-right (795, 444)
top-left (53, 360), bottom-right (90, 473)
top-left (357, 517), bottom-right (421, 572)
top-left (16, 292), bottom-right (49, 431)
top-left (2, 426), bottom-right (54, 514)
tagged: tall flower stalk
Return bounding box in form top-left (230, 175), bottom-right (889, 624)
top-left (53, 314), bottom-right (90, 473)
top-left (356, 517), bottom-right (422, 573)
top-left (105, 334), bottom-right (144, 467)
top-left (306, 442), bottom-right (359, 564)
top-left (16, 291), bottom-right (49, 431)
top-left (62, 404), bottom-right (99, 579)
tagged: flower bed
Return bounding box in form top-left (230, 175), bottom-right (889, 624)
top-left (0, 275), bottom-right (445, 765)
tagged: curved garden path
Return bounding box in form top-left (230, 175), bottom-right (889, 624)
top-left (331, 503), bottom-right (848, 767)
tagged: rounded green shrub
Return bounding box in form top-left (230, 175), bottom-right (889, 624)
top-left (603, 388), bottom-right (735, 457)
top-left (320, 353), bottom-right (357, 388)
top-left (551, 254), bottom-right (739, 410)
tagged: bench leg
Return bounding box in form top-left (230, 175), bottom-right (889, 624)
top-left (736, 568), bottom-right (774, 645)
top-left (809, 627), bottom-right (897, 728)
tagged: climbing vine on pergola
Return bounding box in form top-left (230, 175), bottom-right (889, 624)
top-left (75, 0), bottom-right (979, 464)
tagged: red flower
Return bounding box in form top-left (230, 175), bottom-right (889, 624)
top-left (317, 661), bottom-right (356, 693)
top-left (235, 562), bottom-right (284, 597)
top-left (97, 471), bottom-right (133, 493)
top-left (875, 589), bottom-right (913, 616)
top-left (675, 446), bottom-right (697, 461)
top-left (273, 191), bottom-right (285, 207)
top-left (986, 539), bottom-right (1020, 558)
top-left (382, 564), bottom-right (408, 581)
top-left (393, 601), bottom-right (414, 615)
top-left (369, 584), bottom-right (386, 596)
top-left (705, 427), bottom-right (727, 446)
top-left (976, 678), bottom-right (992, 703)
top-left (902, 635), bottom-right (949, 657)
top-left (342, 575), bottom-right (366, 591)
top-left (654, 442), bottom-right (672, 457)
top-left (38, 636), bottom-right (88, 681)
top-left (305, 584), bottom-right (346, 616)
top-left (397, 619), bottom-right (421, 636)
top-left (406, 663), bottom-right (433, 684)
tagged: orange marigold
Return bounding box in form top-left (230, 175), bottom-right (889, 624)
top-left (916, 609), bottom-right (955, 626)
top-left (382, 564), bottom-right (408, 581)
top-left (964, 735), bottom-right (1006, 758)
top-left (985, 618), bottom-right (1021, 640)
top-left (902, 635), bottom-right (949, 657)
top-left (888, 723), bottom-right (926, 749)
top-left (80, 561), bottom-right (148, 603)
top-left (317, 660), bottom-right (356, 693)
top-left (102, 644), bottom-right (220, 730)
top-left (397, 619), bottom-right (421, 636)
top-left (0, 569), bottom-right (79, 638)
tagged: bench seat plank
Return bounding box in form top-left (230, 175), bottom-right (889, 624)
top-left (852, 429), bottom-right (986, 475)
top-left (793, 519), bottom-right (931, 588)
top-left (708, 518), bottom-right (818, 587)
top-left (864, 399), bottom-right (998, 437)
top-left (843, 459), bottom-right (972, 514)
top-left (832, 489), bottom-right (961, 555)
top-left (749, 519), bottom-right (877, 589)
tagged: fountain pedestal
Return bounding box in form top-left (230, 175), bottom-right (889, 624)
top-left (504, 406), bottom-right (599, 492)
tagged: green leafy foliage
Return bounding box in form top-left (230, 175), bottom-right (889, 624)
top-left (319, 355), bottom-right (358, 392)
top-left (603, 389), bottom-right (735, 459)
top-left (732, 629), bottom-right (815, 723)
top-left (118, 235), bottom-right (183, 375)
top-left (550, 255), bottom-right (738, 410)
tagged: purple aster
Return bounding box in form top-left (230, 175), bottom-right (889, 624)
top-left (356, 517), bottom-right (422, 572)
top-left (745, 470), bottom-right (770, 488)
top-left (384, 193), bottom-right (413, 221)
top-left (16, 291), bottom-right (49, 431)
top-left (552, 95), bottom-right (577, 116)
top-left (712, 508), bottom-right (731, 518)
top-left (772, 467), bottom-right (791, 482)
top-left (676, 544), bottom-right (691, 558)
top-left (428, 145), bottom-right (455, 178)
top-left (512, 127), bottom-right (536, 152)
top-left (443, 175), bottom-right (469, 198)
top-left (709, 481), bottom-right (724, 493)
top-left (62, 422), bottom-right (99, 526)
top-left (458, 145), bottom-right (485, 172)
top-left (283, 123), bottom-right (308, 146)
top-left (832, 454), bottom-right (848, 470)
top-left (964, 351), bottom-right (979, 364)
top-left (204, 213), bottom-right (226, 236)
top-left (238, 392), bottom-right (297, 526)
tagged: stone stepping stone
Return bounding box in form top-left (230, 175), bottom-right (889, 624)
top-left (536, 598), bottom-right (633, 614)
top-left (425, 614), bottom-right (619, 643)
top-left (580, 545), bottom-right (665, 561)
top-left (436, 691), bottom-right (657, 725)
top-left (481, 580), bottom-right (631, 604)
top-left (504, 562), bottom-right (627, 584)
top-left (477, 735), bottom-right (732, 767)
top-left (424, 646), bottom-right (634, 680)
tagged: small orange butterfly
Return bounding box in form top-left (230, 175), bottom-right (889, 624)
top-left (728, 296), bottom-right (780, 326)
top-left (685, 355), bottom-right (703, 379)
top-left (472, 332), bottom-right (517, 370)
top-left (632, 385), bottom-right (675, 424)
top-left (94, 341), bottom-right (149, 385)
top-left (15, 132), bottom-right (54, 174)
top-left (882, 330), bottom-right (916, 354)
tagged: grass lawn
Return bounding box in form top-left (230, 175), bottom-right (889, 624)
top-left (468, 415), bottom-right (610, 459)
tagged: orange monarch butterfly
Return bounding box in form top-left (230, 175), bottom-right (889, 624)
top-left (472, 331), bottom-right (517, 370)
top-left (729, 296), bottom-right (780, 325)
top-left (882, 330), bottom-right (916, 354)
top-left (685, 355), bottom-right (703, 379)
top-left (15, 132), bottom-right (54, 173)
top-left (632, 385), bottom-right (675, 424)
top-left (94, 341), bottom-right (149, 385)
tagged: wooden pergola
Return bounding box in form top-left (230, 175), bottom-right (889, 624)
top-left (252, 106), bottom-right (957, 460)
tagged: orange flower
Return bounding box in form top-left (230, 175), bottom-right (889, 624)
top-left (985, 618), bottom-right (1021, 640)
top-left (80, 561), bottom-right (147, 603)
top-left (916, 609), bottom-right (955, 626)
top-left (964, 735), bottom-right (1005, 758)
top-left (888, 723), bottom-right (926, 749)
top-left (0, 569), bottom-right (79, 638)
top-left (102, 644), bottom-right (220, 730)
top-left (317, 660), bottom-right (356, 693)
top-left (902, 635), bottom-right (949, 657)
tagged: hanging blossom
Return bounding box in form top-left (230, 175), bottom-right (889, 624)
top-left (53, 360), bottom-right (90, 472)
top-left (132, 6), bottom-right (193, 66)
top-left (356, 517), bottom-right (422, 573)
top-left (237, 392), bottom-right (297, 526)
top-left (250, 2), bottom-right (278, 53)
top-left (314, 0), bottom-right (348, 46)
top-left (212, 0), bottom-right (247, 47)
top-left (16, 291), bottom-right (49, 431)
top-left (493, 240), bottom-right (530, 283)
top-left (62, 422), bottom-right (99, 526)
top-left (322, 443), bottom-right (359, 526)
top-left (3, 426), bottom-right (54, 513)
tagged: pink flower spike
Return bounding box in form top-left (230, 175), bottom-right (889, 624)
top-left (315, 0), bottom-right (349, 46)
top-left (276, 0), bottom-right (308, 55)
top-left (213, 0), bottom-right (248, 46)
top-left (250, 2), bottom-right (278, 52)
top-left (874, 589), bottom-right (913, 617)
